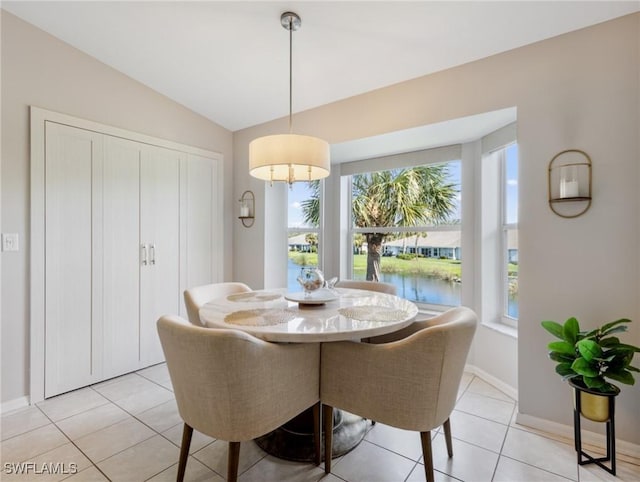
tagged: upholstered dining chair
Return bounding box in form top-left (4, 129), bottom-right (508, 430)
top-left (334, 279), bottom-right (397, 295)
top-left (183, 282), bottom-right (251, 326)
top-left (335, 280), bottom-right (397, 349)
top-left (157, 315), bottom-right (321, 482)
top-left (320, 307), bottom-right (477, 482)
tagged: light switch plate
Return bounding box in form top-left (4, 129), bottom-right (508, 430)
top-left (2, 233), bottom-right (19, 252)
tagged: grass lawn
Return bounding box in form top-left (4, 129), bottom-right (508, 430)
top-left (289, 252), bottom-right (467, 280)
top-left (357, 255), bottom-right (461, 280)
top-left (288, 251), bottom-right (517, 289)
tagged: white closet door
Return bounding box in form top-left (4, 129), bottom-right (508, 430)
top-left (33, 107), bottom-right (224, 401)
top-left (45, 123), bottom-right (103, 397)
top-left (102, 136), bottom-right (142, 377)
top-left (139, 146), bottom-right (181, 365)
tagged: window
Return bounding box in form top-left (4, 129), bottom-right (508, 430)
top-left (346, 160), bottom-right (461, 308)
top-left (287, 181), bottom-right (322, 291)
top-left (503, 144), bottom-right (519, 323)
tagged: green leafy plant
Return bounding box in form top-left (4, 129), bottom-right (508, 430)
top-left (541, 317), bottom-right (640, 393)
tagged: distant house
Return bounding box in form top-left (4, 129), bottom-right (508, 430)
top-left (507, 229), bottom-right (518, 264)
top-left (384, 232), bottom-right (461, 260)
top-left (288, 233), bottom-right (312, 252)
top-left (384, 231), bottom-right (519, 264)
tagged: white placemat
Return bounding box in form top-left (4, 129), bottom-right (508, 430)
top-left (224, 308), bottom-right (296, 326)
top-left (338, 306), bottom-right (410, 322)
top-left (226, 291), bottom-right (282, 302)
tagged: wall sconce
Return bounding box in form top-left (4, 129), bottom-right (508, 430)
top-left (239, 190), bottom-right (255, 228)
top-left (548, 149), bottom-right (592, 218)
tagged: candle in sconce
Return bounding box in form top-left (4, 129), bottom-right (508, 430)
top-left (240, 203), bottom-right (249, 217)
top-left (559, 165), bottom-right (579, 199)
top-left (560, 180), bottom-right (579, 198)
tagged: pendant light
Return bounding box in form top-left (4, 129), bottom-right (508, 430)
top-left (249, 12), bottom-right (330, 185)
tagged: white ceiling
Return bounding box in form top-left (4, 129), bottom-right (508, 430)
top-left (4, 1), bottom-right (639, 134)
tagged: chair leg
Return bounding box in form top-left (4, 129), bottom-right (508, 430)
top-left (177, 423), bottom-right (193, 482)
top-left (313, 401), bottom-right (321, 466)
top-left (227, 441), bottom-right (241, 482)
top-left (323, 404), bottom-right (334, 474)
top-left (420, 431), bottom-right (435, 482)
top-left (443, 417), bottom-right (453, 457)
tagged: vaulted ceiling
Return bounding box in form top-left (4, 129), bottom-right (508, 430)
top-left (4, 1), bottom-right (638, 133)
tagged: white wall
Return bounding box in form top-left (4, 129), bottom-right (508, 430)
top-left (0, 11), bottom-right (234, 405)
top-left (233, 14), bottom-right (640, 444)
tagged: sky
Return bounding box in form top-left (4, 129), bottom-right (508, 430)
top-left (287, 145), bottom-right (518, 228)
top-left (505, 143), bottom-right (519, 225)
top-left (288, 182), bottom-right (313, 229)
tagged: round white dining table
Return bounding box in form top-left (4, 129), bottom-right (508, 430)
top-left (200, 286), bottom-right (419, 462)
top-left (199, 287), bottom-right (419, 343)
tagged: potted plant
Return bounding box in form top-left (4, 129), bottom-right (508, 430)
top-left (541, 317), bottom-right (639, 422)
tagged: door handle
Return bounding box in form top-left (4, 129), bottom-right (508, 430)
top-left (141, 244), bottom-right (148, 266)
top-left (150, 244), bottom-right (156, 265)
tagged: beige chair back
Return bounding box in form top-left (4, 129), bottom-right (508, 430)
top-left (183, 282), bottom-right (251, 326)
top-left (335, 279), bottom-right (397, 295)
top-left (157, 315), bottom-right (320, 442)
top-left (321, 306), bottom-right (477, 431)
top-left (367, 311), bottom-right (451, 345)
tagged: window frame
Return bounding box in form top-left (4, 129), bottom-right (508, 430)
top-left (500, 143), bottom-right (518, 327)
top-left (344, 159), bottom-right (462, 311)
top-left (287, 181), bottom-right (325, 285)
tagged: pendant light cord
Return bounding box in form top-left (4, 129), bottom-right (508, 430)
top-left (288, 18), bottom-right (293, 134)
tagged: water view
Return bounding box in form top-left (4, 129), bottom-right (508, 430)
top-left (287, 259), bottom-right (518, 317)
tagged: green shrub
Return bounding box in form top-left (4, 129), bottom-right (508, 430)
top-left (396, 253), bottom-right (417, 261)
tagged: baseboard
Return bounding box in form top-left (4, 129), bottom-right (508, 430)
top-left (464, 363), bottom-right (518, 401)
top-left (516, 412), bottom-right (640, 461)
top-left (1, 396), bottom-right (30, 415)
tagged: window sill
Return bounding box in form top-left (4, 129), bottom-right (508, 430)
top-left (415, 305), bottom-right (447, 319)
top-left (482, 319), bottom-right (518, 339)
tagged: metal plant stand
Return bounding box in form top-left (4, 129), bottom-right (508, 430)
top-left (573, 388), bottom-right (616, 475)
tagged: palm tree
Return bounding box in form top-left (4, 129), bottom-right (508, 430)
top-left (353, 233), bottom-right (365, 254)
top-left (300, 181), bottom-right (320, 227)
top-left (301, 165), bottom-right (457, 280)
top-left (305, 233), bottom-right (318, 253)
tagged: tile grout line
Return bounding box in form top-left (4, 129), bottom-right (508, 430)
top-left (52, 384), bottom-right (173, 479)
top-left (452, 407), bottom-right (513, 429)
top-left (355, 437), bottom-right (421, 466)
top-left (82, 384), bottom-right (184, 477)
top-left (492, 402), bottom-right (580, 482)
top-left (490, 401), bottom-right (517, 482)
top-left (32, 401), bottom-right (112, 482)
top-left (497, 453), bottom-right (579, 482)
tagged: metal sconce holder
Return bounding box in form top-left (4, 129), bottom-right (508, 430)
top-left (239, 190), bottom-right (255, 228)
top-left (548, 149), bottom-right (592, 218)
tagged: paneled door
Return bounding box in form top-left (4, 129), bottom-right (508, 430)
top-left (45, 122), bottom-right (103, 397)
top-left (139, 145), bottom-right (182, 366)
top-left (102, 136), bottom-right (142, 378)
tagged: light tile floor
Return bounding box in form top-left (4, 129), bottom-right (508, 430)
top-left (2, 366), bottom-right (639, 481)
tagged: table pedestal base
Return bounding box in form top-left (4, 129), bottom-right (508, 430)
top-left (255, 408), bottom-right (368, 462)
